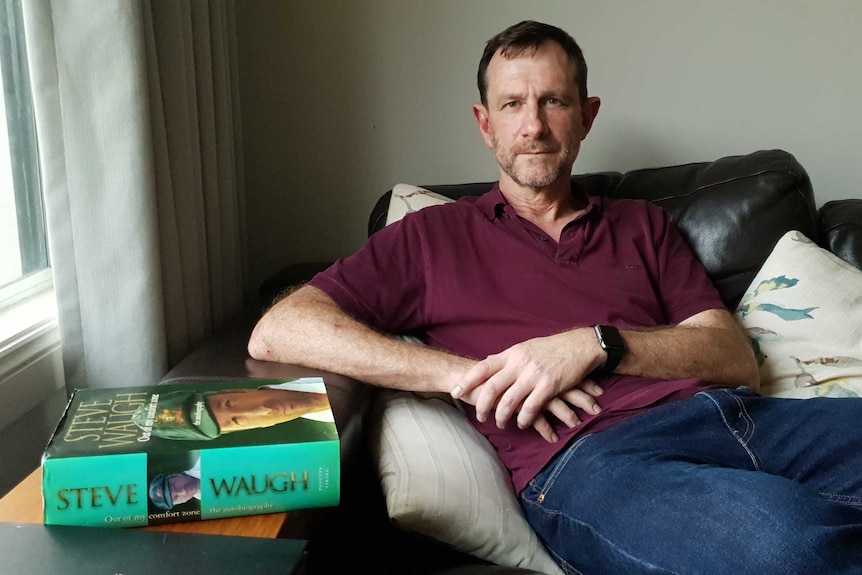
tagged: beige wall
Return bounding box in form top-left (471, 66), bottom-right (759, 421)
top-left (236, 0), bottom-right (862, 292)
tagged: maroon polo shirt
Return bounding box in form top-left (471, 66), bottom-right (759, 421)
top-left (309, 184), bottom-right (725, 493)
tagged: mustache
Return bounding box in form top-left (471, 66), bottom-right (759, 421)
top-left (516, 144), bottom-right (560, 154)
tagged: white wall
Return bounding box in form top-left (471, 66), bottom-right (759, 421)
top-left (236, 0), bottom-right (862, 291)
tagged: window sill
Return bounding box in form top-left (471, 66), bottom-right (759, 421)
top-left (0, 280), bottom-right (59, 379)
top-left (0, 278), bottom-right (63, 433)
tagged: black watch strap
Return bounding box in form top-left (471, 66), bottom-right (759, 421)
top-left (593, 325), bottom-right (625, 375)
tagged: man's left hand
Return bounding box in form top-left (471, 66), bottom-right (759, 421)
top-left (451, 328), bottom-right (605, 440)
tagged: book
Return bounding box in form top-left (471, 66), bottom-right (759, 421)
top-left (0, 522), bottom-right (307, 574)
top-left (41, 377), bottom-right (340, 528)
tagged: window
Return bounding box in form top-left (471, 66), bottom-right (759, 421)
top-left (0, 0), bottom-right (60, 435)
top-left (0, 0), bottom-right (56, 367)
top-left (0, 0), bottom-right (50, 314)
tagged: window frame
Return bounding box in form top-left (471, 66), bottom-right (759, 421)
top-left (0, 0), bottom-right (61, 430)
top-left (0, 0), bottom-right (47, 287)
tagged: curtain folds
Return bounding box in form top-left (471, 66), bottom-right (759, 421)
top-left (22, 0), bottom-right (246, 390)
top-left (145, 0), bottom-right (246, 367)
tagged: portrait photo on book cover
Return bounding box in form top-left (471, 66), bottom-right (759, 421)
top-left (132, 378), bottom-right (338, 449)
top-left (147, 451), bottom-right (203, 521)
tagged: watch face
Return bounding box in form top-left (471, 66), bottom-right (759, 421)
top-left (598, 325), bottom-right (625, 350)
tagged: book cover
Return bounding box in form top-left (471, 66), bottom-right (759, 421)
top-left (0, 523), bottom-right (307, 574)
top-left (41, 377), bottom-right (340, 528)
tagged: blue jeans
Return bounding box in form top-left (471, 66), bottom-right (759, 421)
top-left (520, 388), bottom-right (862, 575)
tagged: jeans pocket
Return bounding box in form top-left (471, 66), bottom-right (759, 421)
top-left (523, 433), bottom-right (594, 508)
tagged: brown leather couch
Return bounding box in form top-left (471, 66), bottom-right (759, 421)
top-left (161, 149), bottom-right (862, 574)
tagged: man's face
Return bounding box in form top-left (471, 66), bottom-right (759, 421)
top-left (167, 472), bottom-right (200, 506)
top-left (207, 388), bottom-right (330, 433)
top-left (474, 42), bottom-right (600, 190)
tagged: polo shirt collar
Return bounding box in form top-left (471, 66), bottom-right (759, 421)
top-left (477, 181), bottom-right (603, 221)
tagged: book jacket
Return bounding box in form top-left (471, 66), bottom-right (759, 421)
top-left (0, 523), bottom-right (308, 574)
top-left (41, 377), bottom-right (340, 528)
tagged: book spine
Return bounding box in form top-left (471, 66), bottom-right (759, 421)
top-left (42, 442), bottom-right (341, 527)
top-left (195, 441), bottom-right (340, 522)
top-left (43, 453), bottom-right (150, 527)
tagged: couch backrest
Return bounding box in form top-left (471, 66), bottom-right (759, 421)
top-left (609, 149), bottom-right (817, 308)
top-left (370, 149), bottom-right (819, 310)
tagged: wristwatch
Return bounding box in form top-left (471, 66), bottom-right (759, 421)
top-left (593, 325), bottom-right (626, 375)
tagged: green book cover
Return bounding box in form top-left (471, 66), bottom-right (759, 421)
top-left (41, 377), bottom-right (340, 528)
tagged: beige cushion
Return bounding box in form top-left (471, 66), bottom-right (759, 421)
top-left (385, 182), bottom-right (455, 225)
top-left (372, 390), bottom-right (563, 575)
top-left (370, 184), bottom-right (563, 573)
top-left (734, 230), bottom-right (862, 398)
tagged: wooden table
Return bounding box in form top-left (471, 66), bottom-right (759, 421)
top-left (0, 468), bottom-right (289, 538)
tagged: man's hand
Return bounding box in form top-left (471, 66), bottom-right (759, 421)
top-left (451, 328), bottom-right (606, 440)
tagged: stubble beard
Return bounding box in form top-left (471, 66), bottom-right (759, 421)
top-left (492, 135), bottom-right (578, 189)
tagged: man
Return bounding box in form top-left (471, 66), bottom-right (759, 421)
top-left (249, 20), bottom-right (862, 574)
top-left (134, 378), bottom-right (333, 440)
top-left (149, 457), bottom-right (202, 511)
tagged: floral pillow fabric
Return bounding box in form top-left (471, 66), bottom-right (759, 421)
top-left (734, 230), bottom-right (862, 398)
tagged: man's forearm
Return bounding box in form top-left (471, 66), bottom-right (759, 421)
top-left (615, 309), bottom-right (760, 390)
top-left (247, 285), bottom-right (473, 393)
top-left (460, 308), bottom-right (759, 432)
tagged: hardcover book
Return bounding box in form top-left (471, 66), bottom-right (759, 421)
top-left (41, 377), bottom-right (340, 528)
top-left (0, 523), bottom-right (307, 574)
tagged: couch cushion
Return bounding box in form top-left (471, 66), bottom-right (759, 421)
top-left (385, 183), bottom-right (455, 225)
top-left (734, 230), bottom-right (862, 398)
top-left (372, 390), bottom-right (563, 575)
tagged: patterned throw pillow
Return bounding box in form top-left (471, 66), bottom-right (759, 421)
top-left (371, 184), bottom-right (564, 574)
top-left (734, 230), bottom-right (862, 398)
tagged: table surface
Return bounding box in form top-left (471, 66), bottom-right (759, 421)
top-left (0, 468), bottom-right (289, 538)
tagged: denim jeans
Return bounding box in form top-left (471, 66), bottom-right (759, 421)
top-left (520, 387), bottom-right (862, 575)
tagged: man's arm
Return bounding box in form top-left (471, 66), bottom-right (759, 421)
top-left (457, 308), bottom-right (760, 432)
top-left (248, 285), bottom-right (601, 441)
top-left (618, 309), bottom-right (759, 386)
top-left (247, 285), bottom-right (471, 393)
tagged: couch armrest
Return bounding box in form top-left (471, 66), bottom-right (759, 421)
top-left (159, 310), bottom-right (534, 573)
top-left (160, 308), bottom-right (401, 571)
top-left (160, 307), bottom-right (376, 481)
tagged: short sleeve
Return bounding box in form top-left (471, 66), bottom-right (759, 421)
top-left (308, 215), bottom-right (430, 333)
top-left (652, 208), bottom-right (726, 324)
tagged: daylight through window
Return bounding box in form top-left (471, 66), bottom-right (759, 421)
top-left (0, 0), bottom-right (48, 309)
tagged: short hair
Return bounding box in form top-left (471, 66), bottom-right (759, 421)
top-left (477, 20), bottom-right (588, 105)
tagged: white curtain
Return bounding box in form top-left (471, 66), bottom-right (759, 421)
top-left (22, 0), bottom-right (246, 390)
